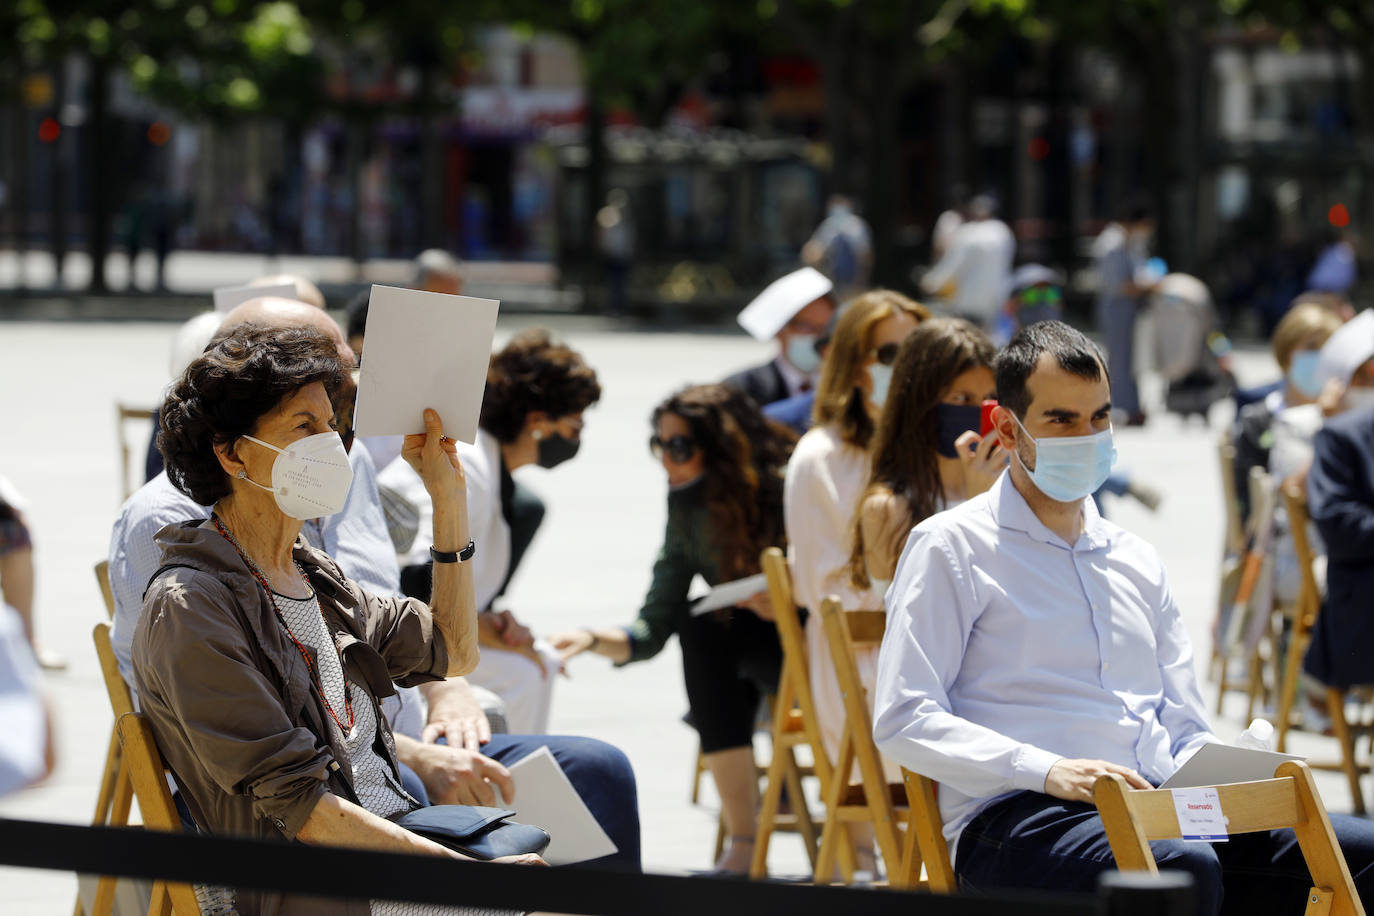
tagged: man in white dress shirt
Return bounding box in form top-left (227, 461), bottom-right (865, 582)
top-left (919, 194), bottom-right (1014, 328)
top-left (873, 321), bottom-right (1374, 912)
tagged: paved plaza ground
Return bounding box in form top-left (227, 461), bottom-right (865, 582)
top-left (0, 313), bottom-right (1361, 912)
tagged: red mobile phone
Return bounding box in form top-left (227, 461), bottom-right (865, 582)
top-left (979, 400), bottom-right (998, 437)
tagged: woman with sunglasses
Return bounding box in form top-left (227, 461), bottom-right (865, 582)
top-left (781, 290), bottom-right (925, 866)
top-left (784, 288), bottom-right (927, 627)
top-left (551, 384), bottom-right (796, 874)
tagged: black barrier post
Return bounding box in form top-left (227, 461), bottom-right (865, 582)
top-left (1098, 870), bottom-right (1196, 915)
top-left (0, 817), bottom-right (1169, 916)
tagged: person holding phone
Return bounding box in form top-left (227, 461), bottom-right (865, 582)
top-left (847, 318), bottom-right (1004, 594)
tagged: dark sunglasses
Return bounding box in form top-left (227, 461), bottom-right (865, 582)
top-left (650, 434), bottom-right (699, 464)
top-left (872, 343), bottom-right (901, 366)
top-left (1019, 285), bottom-right (1063, 306)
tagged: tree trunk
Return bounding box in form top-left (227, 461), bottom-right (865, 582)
top-left (418, 70), bottom-right (444, 253)
top-left (863, 61), bottom-right (904, 287)
top-left (583, 77), bottom-right (606, 312)
top-left (11, 74), bottom-right (30, 291)
top-left (346, 118), bottom-right (364, 277)
top-left (50, 59), bottom-right (67, 288)
top-left (86, 53), bottom-right (111, 293)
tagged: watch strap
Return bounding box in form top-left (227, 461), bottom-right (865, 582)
top-left (430, 541), bottom-right (475, 564)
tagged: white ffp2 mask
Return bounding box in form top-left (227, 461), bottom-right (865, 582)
top-left (239, 431), bottom-right (353, 519)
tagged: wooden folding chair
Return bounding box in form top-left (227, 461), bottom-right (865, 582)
top-left (117, 713), bottom-right (203, 916)
top-left (81, 621), bottom-right (137, 916)
top-left (1095, 760), bottom-right (1364, 916)
top-left (95, 560), bottom-right (116, 620)
top-left (750, 547), bottom-right (838, 880)
top-left (1276, 484), bottom-right (1369, 814)
top-left (117, 403), bottom-right (156, 501)
top-left (813, 596), bottom-right (916, 887)
top-left (1218, 468), bottom-right (1285, 721)
top-left (1211, 432), bottom-right (1247, 687)
top-left (901, 769), bottom-right (957, 893)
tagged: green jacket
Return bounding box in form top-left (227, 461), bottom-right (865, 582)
top-left (624, 478), bottom-right (781, 663)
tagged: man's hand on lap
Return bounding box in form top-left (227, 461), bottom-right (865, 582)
top-left (1044, 758), bottom-right (1151, 803)
top-left (409, 742), bottom-right (515, 806)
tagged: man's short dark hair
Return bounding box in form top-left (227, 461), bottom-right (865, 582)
top-left (995, 321), bottom-right (1107, 418)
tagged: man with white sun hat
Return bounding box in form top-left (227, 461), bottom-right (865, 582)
top-left (723, 266), bottom-right (837, 409)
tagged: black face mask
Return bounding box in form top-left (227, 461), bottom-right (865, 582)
top-left (934, 403), bottom-right (983, 458)
top-left (536, 432), bottom-right (581, 469)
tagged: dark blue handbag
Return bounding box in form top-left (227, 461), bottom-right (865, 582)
top-left (395, 805), bottom-right (550, 861)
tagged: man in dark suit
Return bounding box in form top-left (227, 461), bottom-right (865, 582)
top-left (1305, 402), bottom-right (1374, 689)
top-left (724, 266), bottom-right (836, 409)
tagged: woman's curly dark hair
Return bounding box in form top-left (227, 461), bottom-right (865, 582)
top-left (652, 384), bottom-right (797, 580)
top-left (158, 323), bottom-right (346, 506)
top-left (480, 328), bottom-right (602, 443)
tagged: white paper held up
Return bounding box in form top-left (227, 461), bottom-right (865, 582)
top-left (352, 285), bottom-right (500, 443)
top-left (691, 573), bottom-right (768, 616)
top-left (1170, 786), bottom-right (1228, 842)
top-left (1160, 743), bottom-right (1303, 790)
top-left (491, 746), bottom-right (617, 866)
top-left (212, 282), bottom-right (297, 314)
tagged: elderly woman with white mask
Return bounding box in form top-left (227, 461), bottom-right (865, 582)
top-left (133, 323), bottom-right (543, 916)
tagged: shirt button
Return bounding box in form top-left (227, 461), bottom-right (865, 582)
top-left (1103, 663), bottom-right (1111, 671)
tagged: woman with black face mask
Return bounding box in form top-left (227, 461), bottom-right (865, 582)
top-left (550, 384), bottom-right (796, 875)
top-left (380, 328), bottom-right (602, 734)
top-left (847, 317), bottom-right (1003, 592)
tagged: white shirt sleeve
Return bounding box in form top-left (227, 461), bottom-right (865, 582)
top-left (872, 528), bottom-right (1062, 798)
top-left (921, 235), bottom-right (967, 295)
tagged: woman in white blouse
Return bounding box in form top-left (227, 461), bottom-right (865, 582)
top-left (782, 291), bottom-right (926, 775)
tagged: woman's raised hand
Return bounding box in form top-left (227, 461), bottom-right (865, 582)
top-left (955, 430), bottom-right (1006, 499)
top-left (402, 409), bottom-right (466, 502)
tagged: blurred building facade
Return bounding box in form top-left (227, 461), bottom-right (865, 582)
top-left (1, 23), bottom-right (1367, 317)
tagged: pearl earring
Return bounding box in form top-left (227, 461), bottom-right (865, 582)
top-left (532, 430), bottom-right (544, 441)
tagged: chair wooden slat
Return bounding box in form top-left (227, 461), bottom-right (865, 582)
top-left (117, 713), bottom-right (203, 915)
top-left (1095, 761), bottom-right (1363, 916)
top-left (813, 596), bottom-right (911, 886)
top-left (749, 547), bottom-right (835, 879)
top-left (1276, 485), bottom-right (1367, 813)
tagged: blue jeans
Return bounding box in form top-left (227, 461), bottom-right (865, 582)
top-left (955, 791), bottom-right (1374, 915)
top-left (402, 734), bottom-right (641, 872)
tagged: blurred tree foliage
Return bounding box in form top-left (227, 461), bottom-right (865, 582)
top-left (5, 0), bottom-right (1372, 286)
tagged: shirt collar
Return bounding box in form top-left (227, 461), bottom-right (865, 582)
top-left (773, 354), bottom-right (812, 398)
top-left (986, 471), bottom-right (1111, 552)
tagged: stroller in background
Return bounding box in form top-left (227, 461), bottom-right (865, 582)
top-left (1147, 272), bottom-right (1235, 419)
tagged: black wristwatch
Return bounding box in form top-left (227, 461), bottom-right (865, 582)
top-left (430, 541), bottom-right (476, 564)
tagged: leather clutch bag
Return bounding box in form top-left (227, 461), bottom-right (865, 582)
top-left (395, 805), bottom-right (551, 861)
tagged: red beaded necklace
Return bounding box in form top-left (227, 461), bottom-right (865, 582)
top-left (211, 513), bottom-right (356, 734)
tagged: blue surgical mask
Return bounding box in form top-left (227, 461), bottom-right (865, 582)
top-left (784, 334), bottom-right (821, 374)
top-left (935, 404), bottom-right (983, 458)
top-left (1012, 413), bottom-right (1116, 503)
top-left (868, 363), bottom-right (894, 407)
top-left (1288, 350), bottom-right (1322, 399)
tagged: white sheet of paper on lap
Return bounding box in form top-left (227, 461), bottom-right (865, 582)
top-left (1159, 743), bottom-right (1303, 790)
top-left (351, 286), bottom-right (500, 443)
top-left (212, 282), bottom-right (297, 314)
top-left (690, 573), bottom-right (768, 616)
top-left (1170, 786), bottom-right (1228, 842)
top-left (491, 746), bottom-right (617, 866)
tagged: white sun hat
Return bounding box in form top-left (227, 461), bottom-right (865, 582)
top-left (736, 267), bottom-right (833, 342)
